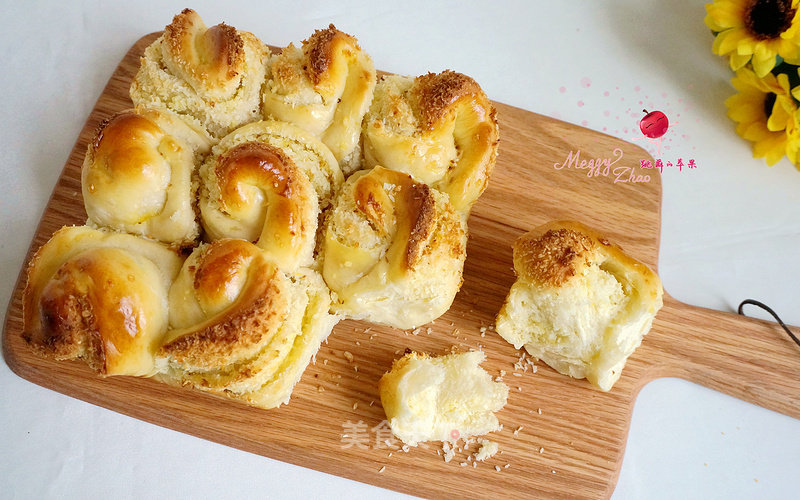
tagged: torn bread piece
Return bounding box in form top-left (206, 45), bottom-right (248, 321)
top-left (379, 351), bottom-right (508, 446)
top-left (495, 220), bottom-right (663, 391)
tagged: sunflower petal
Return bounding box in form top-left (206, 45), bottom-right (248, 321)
top-left (742, 120), bottom-right (768, 140)
top-left (767, 102), bottom-right (792, 131)
top-left (753, 132), bottom-right (787, 165)
top-left (718, 29), bottom-right (749, 54)
top-left (729, 52), bottom-right (752, 70)
top-left (705, 13), bottom-right (726, 32)
top-left (706, 1), bottom-right (747, 29)
top-left (752, 51), bottom-right (777, 78)
top-left (713, 29), bottom-right (734, 54)
top-left (776, 38), bottom-right (800, 61)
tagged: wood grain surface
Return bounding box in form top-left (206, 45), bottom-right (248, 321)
top-left (3, 33), bottom-right (799, 499)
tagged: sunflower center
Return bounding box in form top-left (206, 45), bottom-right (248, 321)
top-left (764, 92), bottom-right (777, 118)
top-left (745, 0), bottom-right (795, 40)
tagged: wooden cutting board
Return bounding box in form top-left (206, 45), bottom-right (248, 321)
top-left (3, 33), bottom-right (799, 499)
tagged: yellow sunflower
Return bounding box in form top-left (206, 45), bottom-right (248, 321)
top-left (725, 67), bottom-right (796, 165)
top-left (706, 0), bottom-right (800, 77)
top-left (783, 110), bottom-right (800, 168)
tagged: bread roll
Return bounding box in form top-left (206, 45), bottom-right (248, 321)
top-left (495, 221), bottom-right (663, 391)
top-left (379, 350), bottom-right (508, 446)
top-left (22, 226), bottom-right (183, 376)
top-left (320, 166), bottom-right (467, 329)
top-left (156, 239), bottom-right (337, 409)
top-left (262, 25), bottom-right (376, 174)
top-left (362, 71), bottom-right (499, 213)
top-left (131, 9), bottom-right (269, 138)
top-left (82, 107), bottom-right (212, 247)
top-left (198, 120), bottom-right (343, 271)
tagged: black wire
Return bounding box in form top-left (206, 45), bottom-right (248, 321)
top-left (737, 299), bottom-right (800, 348)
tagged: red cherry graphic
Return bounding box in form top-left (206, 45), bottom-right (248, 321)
top-left (639, 109), bottom-right (669, 139)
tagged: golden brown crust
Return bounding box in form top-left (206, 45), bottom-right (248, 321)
top-left (514, 220), bottom-right (656, 289)
top-left (200, 134), bottom-right (319, 272)
top-left (82, 107), bottom-right (212, 246)
top-left (159, 240), bottom-right (289, 367)
top-left (352, 167), bottom-right (440, 271)
top-left (87, 111), bottom-right (164, 181)
top-left (214, 142), bottom-right (298, 210)
top-left (514, 228), bottom-right (595, 287)
top-left (163, 9), bottom-right (245, 86)
top-left (28, 277), bottom-right (104, 371)
top-left (33, 250), bottom-right (141, 373)
top-left (304, 24), bottom-right (359, 86)
top-left (22, 227), bottom-right (180, 377)
top-left (410, 70), bottom-right (486, 130)
top-left (362, 71), bottom-right (498, 212)
top-left (405, 183), bottom-right (437, 269)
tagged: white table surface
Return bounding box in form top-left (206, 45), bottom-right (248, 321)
top-left (1, 1), bottom-right (798, 498)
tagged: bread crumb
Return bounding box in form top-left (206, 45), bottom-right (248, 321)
top-left (402, 445), bottom-right (410, 453)
top-left (317, 386), bottom-right (324, 392)
top-left (343, 351), bottom-right (354, 363)
top-left (514, 426), bottom-right (523, 436)
top-left (472, 461), bottom-right (477, 468)
top-left (353, 402), bottom-right (358, 410)
top-left (495, 465), bottom-right (501, 472)
top-left (474, 439), bottom-right (499, 462)
top-left (323, 359), bottom-right (328, 365)
top-left (442, 442), bottom-right (455, 463)
top-left (504, 464), bottom-right (510, 469)
top-left (460, 462), bottom-right (467, 467)
top-left (378, 466), bottom-right (385, 473)
top-left (512, 372), bottom-right (523, 377)
top-left (538, 408), bottom-right (542, 414)
top-left (539, 447), bottom-right (544, 454)
top-left (369, 400), bottom-right (374, 407)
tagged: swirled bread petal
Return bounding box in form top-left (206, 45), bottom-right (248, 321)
top-left (198, 121), bottom-right (342, 272)
top-left (321, 166), bottom-right (467, 329)
top-left (263, 25), bottom-right (376, 174)
top-left (495, 221), bottom-right (663, 391)
top-left (131, 9), bottom-right (269, 138)
top-left (156, 239), bottom-right (337, 408)
top-left (362, 71), bottom-right (499, 213)
top-left (82, 107), bottom-right (212, 247)
top-left (22, 226), bottom-right (183, 376)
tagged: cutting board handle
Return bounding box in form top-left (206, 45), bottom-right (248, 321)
top-left (641, 293), bottom-right (800, 418)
